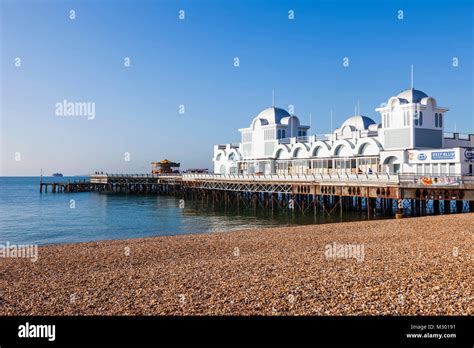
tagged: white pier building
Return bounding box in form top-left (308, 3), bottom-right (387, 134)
top-left (213, 88), bottom-right (474, 177)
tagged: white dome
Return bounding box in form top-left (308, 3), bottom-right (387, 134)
top-left (396, 88), bottom-right (428, 103)
top-left (340, 115), bottom-right (376, 131)
top-left (255, 107), bottom-right (291, 124)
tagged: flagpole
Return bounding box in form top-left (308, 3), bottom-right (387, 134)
top-left (330, 109), bottom-right (333, 133)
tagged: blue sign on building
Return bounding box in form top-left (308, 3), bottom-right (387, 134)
top-left (417, 153), bottom-right (427, 161)
top-left (465, 149), bottom-right (474, 161)
top-left (431, 151), bottom-right (455, 160)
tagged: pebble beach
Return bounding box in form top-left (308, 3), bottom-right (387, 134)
top-left (0, 214), bottom-right (472, 315)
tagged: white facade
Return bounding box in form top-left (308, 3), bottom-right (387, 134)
top-left (213, 88), bottom-right (474, 177)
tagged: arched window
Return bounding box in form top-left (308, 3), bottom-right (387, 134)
top-left (278, 129), bottom-right (281, 139)
top-left (282, 130), bottom-right (286, 138)
top-left (435, 113), bottom-right (439, 127)
top-left (414, 112), bottom-right (419, 126)
top-left (439, 113), bottom-right (443, 128)
top-left (419, 112), bottom-right (423, 126)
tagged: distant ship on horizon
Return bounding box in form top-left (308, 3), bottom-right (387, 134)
top-left (52, 173), bottom-right (63, 177)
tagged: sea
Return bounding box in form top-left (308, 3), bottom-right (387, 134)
top-left (0, 176), bottom-right (376, 245)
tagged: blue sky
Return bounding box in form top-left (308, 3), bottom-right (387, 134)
top-left (1, 0), bottom-right (473, 175)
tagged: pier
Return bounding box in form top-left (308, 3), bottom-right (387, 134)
top-left (39, 178), bottom-right (91, 193)
top-left (40, 173), bottom-right (474, 217)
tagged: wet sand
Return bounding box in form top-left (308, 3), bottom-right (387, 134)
top-left (0, 214), bottom-right (472, 315)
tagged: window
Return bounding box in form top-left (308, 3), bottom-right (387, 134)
top-left (424, 164), bottom-right (431, 174)
top-left (383, 113), bottom-right (390, 128)
top-left (414, 112), bottom-right (418, 126)
top-left (419, 112), bottom-right (423, 126)
top-left (435, 113), bottom-right (444, 128)
top-left (278, 130), bottom-right (281, 139)
top-left (440, 163), bottom-right (447, 175)
top-left (242, 132), bottom-right (252, 143)
top-left (449, 163), bottom-right (455, 175)
top-left (282, 130), bottom-right (286, 138)
top-left (404, 111), bottom-right (410, 126)
top-left (264, 129), bottom-right (274, 140)
top-left (417, 164), bottom-right (423, 174)
top-left (298, 130), bottom-right (301, 136)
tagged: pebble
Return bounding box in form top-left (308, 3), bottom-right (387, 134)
top-left (0, 213), bottom-right (472, 315)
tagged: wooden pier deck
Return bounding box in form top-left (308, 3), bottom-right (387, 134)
top-left (39, 178), bottom-right (91, 193)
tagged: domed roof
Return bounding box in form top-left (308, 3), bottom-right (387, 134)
top-left (256, 107), bottom-right (291, 124)
top-left (340, 115), bottom-right (376, 131)
top-left (397, 88), bottom-right (428, 103)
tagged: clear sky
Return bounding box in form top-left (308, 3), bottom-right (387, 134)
top-left (1, 0), bottom-right (473, 176)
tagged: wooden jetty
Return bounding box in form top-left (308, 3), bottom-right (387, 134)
top-left (40, 173), bottom-right (474, 217)
top-left (39, 178), bottom-right (91, 193)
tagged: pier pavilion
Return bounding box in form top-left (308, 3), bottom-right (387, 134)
top-left (213, 88), bottom-right (474, 177)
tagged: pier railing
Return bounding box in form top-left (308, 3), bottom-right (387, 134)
top-left (181, 172), bottom-right (401, 184)
top-left (182, 173), bottom-right (474, 186)
top-left (88, 172), bottom-right (474, 188)
top-left (89, 173), bottom-right (181, 184)
top-left (92, 173), bottom-right (180, 178)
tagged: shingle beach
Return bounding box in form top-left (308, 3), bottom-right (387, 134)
top-left (1, 214), bottom-right (472, 315)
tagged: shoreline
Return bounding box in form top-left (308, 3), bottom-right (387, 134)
top-left (30, 213), bottom-right (397, 248)
top-left (1, 214), bottom-right (472, 315)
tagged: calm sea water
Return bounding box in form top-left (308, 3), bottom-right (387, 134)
top-left (0, 177), bottom-right (374, 245)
